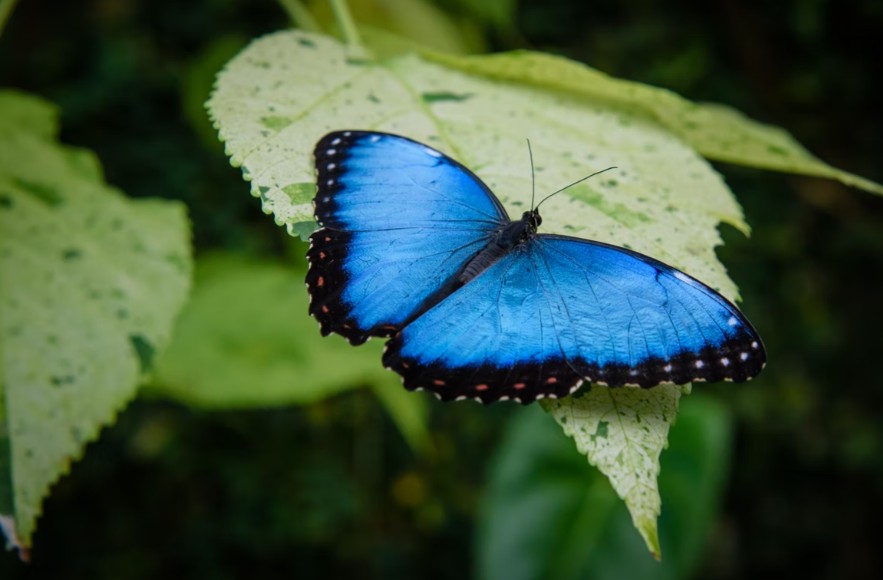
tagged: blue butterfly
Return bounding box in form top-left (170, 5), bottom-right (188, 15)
top-left (306, 131), bottom-right (766, 404)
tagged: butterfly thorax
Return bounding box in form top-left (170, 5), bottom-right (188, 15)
top-left (458, 210), bottom-right (542, 284)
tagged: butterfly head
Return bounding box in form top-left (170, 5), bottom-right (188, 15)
top-left (522, 209), bottom-right (542, 233)
top-left (499, 209), bottom-right (542, 249)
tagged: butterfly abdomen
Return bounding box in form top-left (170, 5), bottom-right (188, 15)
top-left (459, 240), bottom-right (509, 284)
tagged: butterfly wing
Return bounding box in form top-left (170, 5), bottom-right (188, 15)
top-left (383, 235), bottom-right (765, 403)
top-left (307, 131), bottom-right (508, 344)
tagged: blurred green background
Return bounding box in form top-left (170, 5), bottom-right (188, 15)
top-left (2, 0), bottom-right (883, 578)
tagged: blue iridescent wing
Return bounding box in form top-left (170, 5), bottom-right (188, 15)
top-left (307, 131), bottom-right (508, 344)
top-left (383, 235), bottom-right (765, 404)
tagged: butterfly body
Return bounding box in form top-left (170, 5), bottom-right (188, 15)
top-left (459, 210), bottom-right (539, 284)
top-left (306, 131), bottom-right (765, 404)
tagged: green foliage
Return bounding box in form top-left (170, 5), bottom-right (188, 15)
top-left (208, 32), bottom-right (750, 302)
top-left (206, 28), bottom-right (813, 554)
top-left (181, 35), bottom-right (250, 151)
top-left (149, 253), bottom-right (428, 450)
top-left (543, 385), bottom-right (689, 557)
top-left (479, 394), bottom-right (732, 579)
top-left (2, 0), bottom-right (883, 575)
top-left (151, 254), bottom-right (385, 407)
top-left (0, 91), bottom-right (192, 548)
top-left (424, 50), bottom-right (883, 196)
top-left (309, 0), bottom-right (484, 54)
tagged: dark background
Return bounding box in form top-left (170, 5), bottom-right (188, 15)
top-left (2, 0), bottom-right (882, 578)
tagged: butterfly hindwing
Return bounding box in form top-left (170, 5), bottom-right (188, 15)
top-left (531, 236), bottom-right (765, 385)
top-left (307, 131), bottom-right (508, 344)
top-left (382, 246), bottom-right (584, 404)
top-left (382, 235), bottom-right (765, 403)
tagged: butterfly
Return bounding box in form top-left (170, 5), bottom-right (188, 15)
top-left (306, 131), bottom-right (766, 404)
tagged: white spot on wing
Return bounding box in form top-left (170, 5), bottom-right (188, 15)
top-left (423, 146), bottom-right (442, 157)
top-left (674, 271), bottom-right (696, 285)
top-left (728, 316), bottom-right (738, 327)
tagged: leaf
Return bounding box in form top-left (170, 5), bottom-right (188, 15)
top-left (209, 30), bottom-right (745, 297)
top-left (181, 35), bottom-right (249, 150)
top-left (0, 90), bottom-right (192, 549)
top-left (658, 396), bottom-right (734, 572)
top-left (478, 395), bottom-right (733, 579)
top-left (541, 385), bottom-right (688, 557)
top-left (149, 254), bottom-right (429, 451)
top-left (309, 0), bottom-right (482, 55)
top-left (0, 92), bottom-right (55, 139)
top-left (421, 50), bottom-right (883, 195)
top-left (207, 29), bottom-right (748, 553)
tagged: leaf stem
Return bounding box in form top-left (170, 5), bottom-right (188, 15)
top-left (277, 0), bottom-right (321, 32)
top-left (329, 0), bottom-right (361, 47)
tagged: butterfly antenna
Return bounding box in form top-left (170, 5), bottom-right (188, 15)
top-left (527, 139), bottom-right (537, 210)
top-left (535, 166), bottom-right (618, 210)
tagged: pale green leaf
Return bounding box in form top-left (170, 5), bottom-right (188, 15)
top-left (0, 91), bottom-right (192, 548)
top-left (209, 30), bottom-right (745, 297)
top-left (421, 50), bottom-right (883, 195)
top-left (149, 254), bottom-right (429, 451)
top-left (542, 385), bottom-right (689, 557)
top-left (207, 29), bottom-right (749, 555)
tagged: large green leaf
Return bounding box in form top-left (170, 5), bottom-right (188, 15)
top-left (478, 395), bottom-right (732, 578)
top-left (0, 91), bottom-right (192, 551)
top-left (149, 254), bottom-right (429, 451)
top-left (209, 30), bottom-right (744, 293)
top-left (423, 50), bottom-right (883, 195)
top-left (207, 29), bottom-right (749, 553)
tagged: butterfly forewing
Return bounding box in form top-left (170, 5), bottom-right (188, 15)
top-left (307, 131), bottom-right (508, 344)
